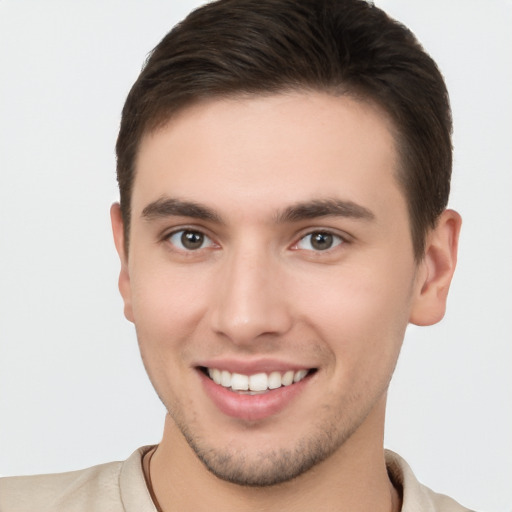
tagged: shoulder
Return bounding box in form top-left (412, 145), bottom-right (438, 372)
top-left (0, 460), bottom-right (123, 512)
top-left (385, 450), bottom-right (475, 512)
top-left (0, 446), bottom-right (156, 512)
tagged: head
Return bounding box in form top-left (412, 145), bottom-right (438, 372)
top-left (116, 0), bottom-right (452, 261)
top-left (112, 0), bottom-right (460, 489)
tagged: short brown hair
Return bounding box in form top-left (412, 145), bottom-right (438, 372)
top-left (116, 0), bottom-right (452, 259)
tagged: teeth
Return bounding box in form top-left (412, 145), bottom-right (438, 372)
top-left (209, 368), bottom-right (222, 385)
top-left (221, 370), bottom-right (231, 387)
top-left (231, 373), bottom-right (249, 391)
top-left (206, 368), bottom-right (311, 391)
top-left (268, 371), bottom-right (282, 390)
top-left (282, 370), bottom-right (294, 386)
top-left (249, 373), bottom-right (268, 391)
top-left (293, 369), bottom-right (308, 383)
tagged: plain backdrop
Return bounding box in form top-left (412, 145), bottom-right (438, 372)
top-left (0, 1), bottom-right (511, 511)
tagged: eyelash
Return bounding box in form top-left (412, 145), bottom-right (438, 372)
top-left (292, 231), bottom-right (345, 252)
top-left (163, 227), bottom-right (348, 255)
top-left (164, 228), bottom-right (216, 252)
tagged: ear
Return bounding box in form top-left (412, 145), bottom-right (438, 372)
top-left (110, 203), bottom-right (134, 323)
top-left (409, 209), bottom-right (462, 326)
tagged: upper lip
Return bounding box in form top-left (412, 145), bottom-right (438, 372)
top-left (195, 358), bottom-right (315, 375)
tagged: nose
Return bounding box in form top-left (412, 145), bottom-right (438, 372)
top-left (210, 245), bottom-right (293, 345)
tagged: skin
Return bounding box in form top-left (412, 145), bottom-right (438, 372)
top-left (111, 92), bottom-right (461, 511)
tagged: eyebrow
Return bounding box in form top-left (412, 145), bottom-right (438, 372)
top-left (141, 196), bottom-right (375, 224)
top-left (275, 198), bottom-right (375, 223)
top-left (142, 197), bottom-right (223, 223)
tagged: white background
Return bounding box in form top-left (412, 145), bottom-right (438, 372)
top-left (0, 1), bottom-right (510, 510)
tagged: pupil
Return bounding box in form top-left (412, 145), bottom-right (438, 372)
top-left (311, 232), bottom-right (333, 250)
top-left (181, 231), bottom-right (203, 250)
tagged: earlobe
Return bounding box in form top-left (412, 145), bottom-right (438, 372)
top-left (409, 209), bottom-right (462, 326)
top-left (110, 203), bottom-right (134, 323)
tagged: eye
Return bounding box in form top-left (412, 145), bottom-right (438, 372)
top-left (167, 229), bottom-right (215, 251)
top-left (295, 231), bottom-right (344, 251)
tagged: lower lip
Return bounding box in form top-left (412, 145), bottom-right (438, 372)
top-left (199, 370), bottom-right (312, 422)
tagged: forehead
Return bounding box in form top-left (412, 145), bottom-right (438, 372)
top-left (132, 92), bottom-right (404, 223)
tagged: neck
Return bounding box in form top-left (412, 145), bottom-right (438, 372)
top-left (148, 402), bottom-right (400, 512)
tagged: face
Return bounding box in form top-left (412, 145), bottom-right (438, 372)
top-left (114, 92), bottom-right (430, 486)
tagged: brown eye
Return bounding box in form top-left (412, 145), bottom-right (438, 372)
top-left (296, 231), bottom-right (343, 251)
top-left (181, 231), bottom-right (204, 249)
top-left (311, 232), bottom-right (333, 250)
top-left (168, 230), bottom-right (213, 251)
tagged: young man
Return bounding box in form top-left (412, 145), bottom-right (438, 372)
top-left (0, 0), bottom-right (470, 510)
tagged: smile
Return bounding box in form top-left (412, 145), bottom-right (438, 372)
top-left (198, 365), bottom-right (317, 421)
top-left (203, 367), bottom-right (312, 394)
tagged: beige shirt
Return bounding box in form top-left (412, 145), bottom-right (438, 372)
top-left (0, 447), bottom-right (473, 512)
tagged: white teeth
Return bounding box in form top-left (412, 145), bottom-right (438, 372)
top-left (206, 368), bottom-right (311, 391)
top-left (221, 370), bottom-right (231, 387)
top-left (208, 368), bottom-right (222, 385)
top-left (282, 370), bottom-right (294, 386)
top-left (293, 369), bottom-right (308, 383)
top-left (249, 373), bottom-right (268, 391)
top-left (231, 373), bottom-right (249, 391)
top-left (268, 371), bottom-right (282, 389)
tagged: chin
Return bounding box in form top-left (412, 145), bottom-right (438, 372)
top-left (171, 403), bottom-right (366, 487)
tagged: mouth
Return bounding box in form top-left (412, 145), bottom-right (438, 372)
top-left (198, 366), bottom-right (316, 395)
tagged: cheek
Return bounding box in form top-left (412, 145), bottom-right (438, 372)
top-left (128, 268), bottom-right (209, 405)
top-left (130, 262), bottom-right (210, 326)
top-left (128, 264), bottom-right (213, 377)
top-left (296, 260), bottom-right (413, 375)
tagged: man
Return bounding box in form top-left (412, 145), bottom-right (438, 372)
top-left (0, 0), bottom-right (471, 510)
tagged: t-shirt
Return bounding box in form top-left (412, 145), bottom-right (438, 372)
top-left (0, 447), bottom-right (474, 511)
